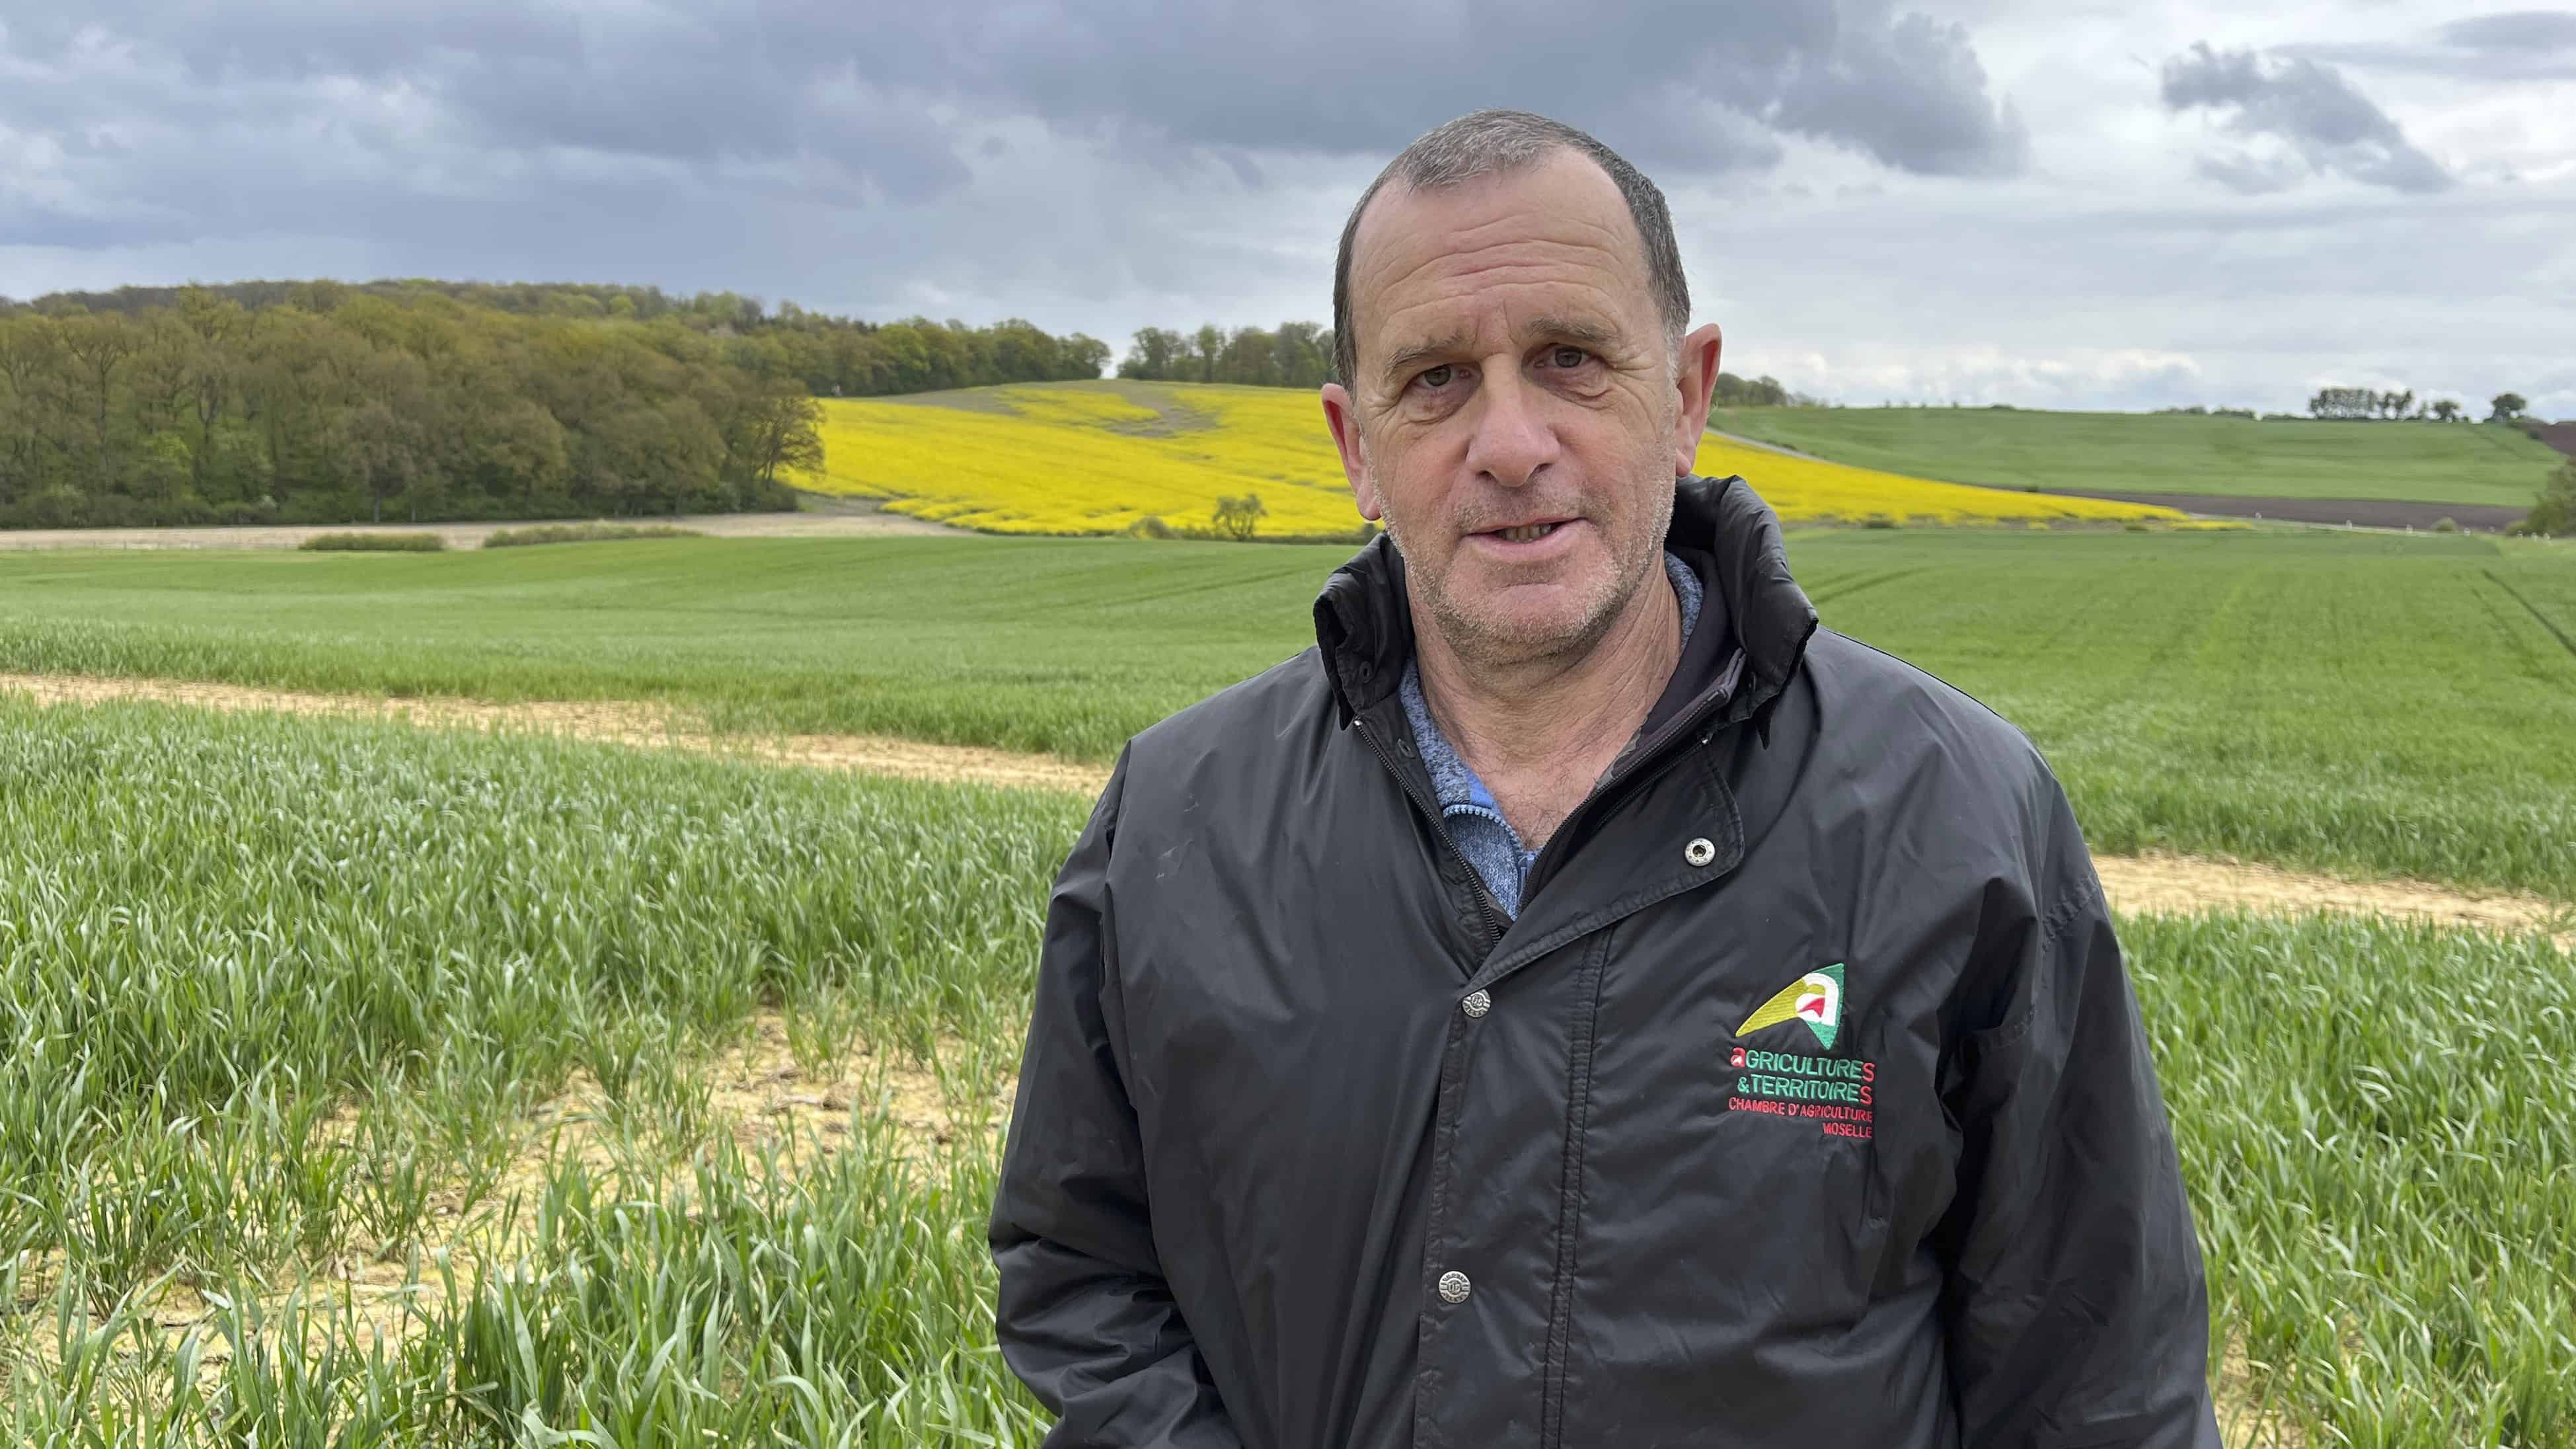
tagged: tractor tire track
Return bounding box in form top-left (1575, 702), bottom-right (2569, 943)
top-left (2484, 568), bottom-right (2576, 666)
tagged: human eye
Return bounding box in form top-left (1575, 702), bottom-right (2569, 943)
top-left (1544, 345), bottom-right (1593, 370)
top-left (1414, 363), bottom-right (1457, 391)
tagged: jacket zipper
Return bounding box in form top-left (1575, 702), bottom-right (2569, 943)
top-left (1355, 715), bottom-right (1508, 949)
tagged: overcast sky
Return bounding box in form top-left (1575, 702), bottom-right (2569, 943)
top-left (3, 0), bottom-right (2568, 414)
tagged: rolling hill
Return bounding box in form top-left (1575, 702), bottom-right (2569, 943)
top-left (1712, 406), bottom-right (2561, 520)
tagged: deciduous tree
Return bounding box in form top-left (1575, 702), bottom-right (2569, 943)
top-left (722, 377), bottom-right (826, 490)
top-left (59, 314), bottom-right (139, 492)
top-left (2513, 459), bottom-right (2576, 537)
top-left (1213, 492), bottom-right (1267, 541)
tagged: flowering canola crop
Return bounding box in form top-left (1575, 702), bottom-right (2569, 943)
top-left (794, 382), bottom-right (2184, 535)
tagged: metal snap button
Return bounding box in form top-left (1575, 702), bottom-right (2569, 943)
top-left (1437, 1270), bottom-right (1472, 1304)
top-left (1685, 837), bottom-right (1717, 867)
top-left (1461, 990), bottom-right (1491, 1019)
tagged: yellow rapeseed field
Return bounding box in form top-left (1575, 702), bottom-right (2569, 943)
top-left (794, 381), bottom-right (2184, 535)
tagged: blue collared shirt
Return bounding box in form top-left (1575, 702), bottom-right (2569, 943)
top-left (1397, 551), bottom-right (1704, 918)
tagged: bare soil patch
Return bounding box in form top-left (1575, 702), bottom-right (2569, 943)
top-left (2520, 419), bottom-right (2576, 459)
top-left (0, 506), bottom-right (958, 553)
top-left (1090, 379), bottom-right (1220, 436)
top-left (2031, 490), bottom-right (2527, 532)
top-left (6, 1011), bottom-right (1004, 1374)
top-left (880, 378), bottom-right (1217, 436)
top-left (5, 670), bottom-right (2566, 941)
top-left (2093, 851), bottom-right (2566, 943)
top-left (0, 672), bottom-right (1104, 795)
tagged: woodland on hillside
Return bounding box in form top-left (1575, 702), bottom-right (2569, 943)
top-left (0, 288), bottom-right (798, 528)
top-left (18, 281), bottom-right (1117, 403)
top-left (0, 281), bottom-right (1125, 529)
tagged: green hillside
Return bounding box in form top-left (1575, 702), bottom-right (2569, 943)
top-left (1712, 406), bottom-right (2561, 506)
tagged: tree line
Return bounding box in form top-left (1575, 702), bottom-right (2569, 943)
top-left (1710, 373), bottom-right (1821, 408)
top-left (22, 281), bottom-right (1116, 404)
top-left (0, 284), bottom-right (841, 529)
top-left (1119, 323), bottom-right (1336, 387)
top-left (1114, 321), bottom-right (1821, 410)
top-left (2307, 387), bottom-right (2528, 423)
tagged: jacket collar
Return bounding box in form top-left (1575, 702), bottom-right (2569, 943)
top-left (1312, 474), bottom-right (1819, 729)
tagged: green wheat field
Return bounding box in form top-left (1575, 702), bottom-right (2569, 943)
top-left (1, 522), bottom-right (2570, 1444)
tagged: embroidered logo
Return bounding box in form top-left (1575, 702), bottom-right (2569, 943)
top-left (1726, 962), bottom-right (1873, 1140)
top-left (1733, 962), bottom-right (1844, 1050)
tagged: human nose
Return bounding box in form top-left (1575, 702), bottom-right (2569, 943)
top-left (1462, 365), bottom-right (1558, 489)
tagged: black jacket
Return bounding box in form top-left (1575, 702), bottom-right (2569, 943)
top-left (991, 477), bottom-right (2219, 1449)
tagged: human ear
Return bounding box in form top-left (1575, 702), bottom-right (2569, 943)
top-left (1321, 383), bottom-right (1383, 521)
top-left (1671, 322), bottom-right (1725, 477)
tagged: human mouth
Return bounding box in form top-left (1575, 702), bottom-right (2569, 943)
top-left (1476, 517), bottom-right (1577, 546)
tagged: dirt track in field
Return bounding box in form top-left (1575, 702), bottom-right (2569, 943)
top-left (0, 503), bottom-right (956, 552)
top-left (0, 672), bottom-right (1105, 794)
top-left (2088, 850), bottom-right (2565, 939)
top-left (5, 671), bottom-right (2568, 943)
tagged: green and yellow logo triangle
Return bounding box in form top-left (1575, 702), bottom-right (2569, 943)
top-left (1734, 962), bottom-right (1845, 1051)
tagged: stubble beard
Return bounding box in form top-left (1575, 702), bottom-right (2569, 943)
top-left (1386, 476), bottom-right (1676, 676)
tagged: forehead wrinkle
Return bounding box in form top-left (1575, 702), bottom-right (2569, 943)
top-left (1377, 272), bottom-right (1638, 359)
top-left (1380, 286), bottom-right (1630, 349)
top-left (1397, 264), bottom-right (1634, 325)
top-left (1441, 204), bottom-right (1635, 262)
top-left (1365, 252), bottom-right (1648, 386)
top-left (1365, 229), bottom-right (1634, 309)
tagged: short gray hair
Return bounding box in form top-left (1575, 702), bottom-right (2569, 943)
top-left (1331, 109), bottom-right (1689, 393)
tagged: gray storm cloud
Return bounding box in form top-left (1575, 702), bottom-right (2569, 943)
top-left (1, 1), bottom-right (2563, 417)
top-left (2439, 10), bottom-right (2576, 52)
top-left (864, 0), bottom-right (2028, 178)
top-left (0, 0), bottom-right (2027, 256)
top-left (2285, 10), bottom-right (2576, 83)
top-left (2161, 42), bottom-right (2452, 195)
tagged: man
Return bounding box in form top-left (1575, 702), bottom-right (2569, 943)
top-left (991, 110), bottom-right (2218, 1448)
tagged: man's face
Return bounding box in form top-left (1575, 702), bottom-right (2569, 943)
top-left (1322, 151), bottom-right (1713, 670)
